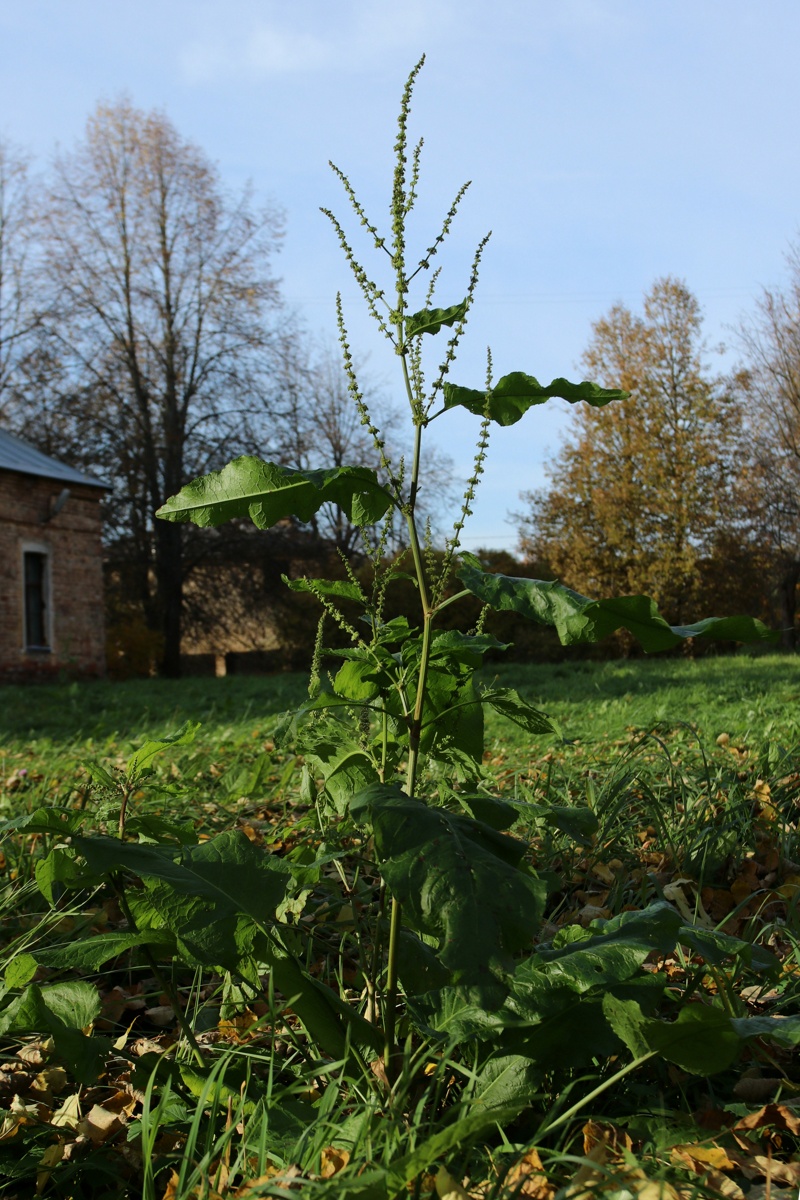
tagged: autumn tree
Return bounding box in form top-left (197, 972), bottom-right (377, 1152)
top-left (26, 100), bottom-right (284, 676)
top-left (734, 243), bottom-right (800, 648)
top-left (517, 278), bottom-right (752, 624)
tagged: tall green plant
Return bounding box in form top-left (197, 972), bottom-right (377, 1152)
top-left (154, 58), bottom-right (775, 1075)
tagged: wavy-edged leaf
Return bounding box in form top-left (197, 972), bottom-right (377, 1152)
top-left (443, 371), bottom-right (627, 425)
top-left (0, 982), bottom-right (110, 1083)
top-left (351, 784), bottom-right (544, 995)
top-left (156, 457), bottom-right (393, 530)
top-left (482, 687), bottom-right (560, 737)
top-left (0, 807), bottom-right (83, 836)
top-left (406, 299), bottom-right (467, 338)
top-left (73, 830), bottom-right (291, 925)
top-left (127, 720), bottom-right (199, 777)
top-left (283, 576), bottom-right (366, 603)
top-left (458, 554), bottom-right (777, 651)
top-left (30, 930), bottom-right (176, 972)
top-left (604, 995), bottom-right (741, 1075)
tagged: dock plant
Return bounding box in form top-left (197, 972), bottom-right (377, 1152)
top-left (2, 57), bottom-right (796, 1200)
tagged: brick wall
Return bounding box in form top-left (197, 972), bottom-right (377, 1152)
top-left (0, 471), bottom-right (106, 681)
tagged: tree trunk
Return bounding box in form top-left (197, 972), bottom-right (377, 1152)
top-left (777, 561), bottom-right (799, 651)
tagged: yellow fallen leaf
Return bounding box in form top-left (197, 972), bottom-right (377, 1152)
top-left (50, 1092), bottom-right (82, 1130)
top-left (503, 1148), bottom-right (554, 1198)
top-left (36, 1142), bottom-right (65, 1195)
top-left (671, 1142), bottom-right (736, 1171)
top-left (79, 1103), bottom-right (125, 1145)
top-left (591, 861), bottom-right (616, 885)
top-left (434, 1164), bottom-right (470, 1200)
top-left (320, 1146), bottom-right (350, 1179)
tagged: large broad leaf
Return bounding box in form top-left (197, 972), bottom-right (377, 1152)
top-left (406, 299), bottom-right (468, 338)
top-left (156, 457), bottom-right (393, 530)
top-left (351, 784), bottom-right (545, 995)
top-left (0, 807), bottom-right (83, 836)
top-left (443, 371), bottom-right (627, 426)
top-left (482, 687), bottom-right (560, 737)
top-left (0, 982), bottom-right (109, 1084)
top-left (604, 995), bottom-right (741, 1076)
top-left (533, 902), bottom-right (683, 994)
top-left (73, 830), bottom-right (291, 926)
top-left (458, 554), bottom-right (777, 651)
top-left (25, 930), bottom-right (175, 973)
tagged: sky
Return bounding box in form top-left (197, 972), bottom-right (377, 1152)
top-left (2, 0), bottom-right (800, 549)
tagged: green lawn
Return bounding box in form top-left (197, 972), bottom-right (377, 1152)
top-left (0, 654), bottom-right (798, 1199)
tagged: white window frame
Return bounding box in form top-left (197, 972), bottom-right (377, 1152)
top-left (20, 541), bottom-right (53, 654)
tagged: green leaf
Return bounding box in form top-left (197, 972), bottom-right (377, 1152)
top-left (430, 630), bottom-right (509, 668)
top-left (458, 555), bottom-right (777, 651)
top-left (395, 931), bottom-right (452, 995)
top-left (387, 1102), bottom-right (526, 1193)
top-left (73, 830), bottom-right (291, 926)
top-left (0, 807), bottom-right (83, 836)
top-left (604, 995), bottom-right (741, 1075)
top-left (283, 576), bottom-right (366, 603)
top-left (459, 795), bottom-right (519, 831)
top-left (156, 457), bottom-right (393, 530)
top-left (601, 995), bottom-right (652, 1059)
top-left (35, 845), bottom-right (92, 905)
top-left (525, 803), bottom-right (599, 847)
top-left (126, 721), bottom-right (199, 777)
top-left (406, 299), bottom-right (467, 338)
top-left (730, 1014), bottom-right (800, 1047)
top-left (471, 1054), bottom-right (542, 1110)
top-left (334, 658), bottom-right (383, 702)
top-left (443, 371), bottom-right (627, 426)
top-left (528, 903), bottom-right (682, 996)
top-left (0, 982), bottom-right (110, 1083)
top-left (482, 687), bottom-right (560, 737)
top-left (678, 926), bottom-right (780, 975)
top-left (4, 954), bottom-right (37, 989)
top-left (351, 784), bottom-right (545, 993)
top-left (34, 930), bottom-right (175, 972)
top-left (258, 932), bottom-right (383, 1060)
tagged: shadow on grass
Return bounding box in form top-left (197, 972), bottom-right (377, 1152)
top-left (0, 673), bottom-right (309, 742)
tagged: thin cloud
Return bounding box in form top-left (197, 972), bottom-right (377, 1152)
top-left (178, 0), bottom-right (457, 84)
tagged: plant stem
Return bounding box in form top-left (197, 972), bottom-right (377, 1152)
top-left (384, 894), bottom-right (402, 1069)
top-left (381, 355), bottom-right (435, 1076)
top-left (534, 1051), bottom-right (657, 1141)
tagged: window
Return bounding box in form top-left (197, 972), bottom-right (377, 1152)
top-left (23, 550), bottom-right (50, 650)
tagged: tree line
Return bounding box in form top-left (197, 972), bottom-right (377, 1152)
top-left (2, 102), bottom-right (798, 674)
top-left (0, 101), bottom-right (453, 676)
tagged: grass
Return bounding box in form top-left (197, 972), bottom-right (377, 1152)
top-left (0, 653), bottom-right (798, 1199)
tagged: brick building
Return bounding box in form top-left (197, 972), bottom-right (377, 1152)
top-left (0, 430), bottom-right (107, 681)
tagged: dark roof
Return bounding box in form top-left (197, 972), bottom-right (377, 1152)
top-left (0, 429), bottom-right (108, 489)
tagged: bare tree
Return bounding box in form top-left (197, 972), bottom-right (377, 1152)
top-left (29, 99), bottom-right (284, 675)
top-left (0, 140), bottom-right (39, 418)
top-left (269, 337), bottom-right (455, 556)
top-left (735, 244), bottom-right (800, 648)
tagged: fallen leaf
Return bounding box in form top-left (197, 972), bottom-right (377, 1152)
top-left (320, 1146), bottom-right (350, 1178)
top-left (732, 1103), bottom-right (800, 1136)
top-left (79, 1103), bottom-right (125, 1144)
top-left (671, 1143), bottom-right (737, 1172)
top-left (503, 1148), bottom-right (554, 1198)
top-left (435, 1164), bottom-right (470, 1200)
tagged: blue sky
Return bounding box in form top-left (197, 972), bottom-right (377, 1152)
top-left (2, 1), bottom-right (799, 548)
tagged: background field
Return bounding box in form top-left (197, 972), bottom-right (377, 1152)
top-left (2, 654), bottom-right (798, 806)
